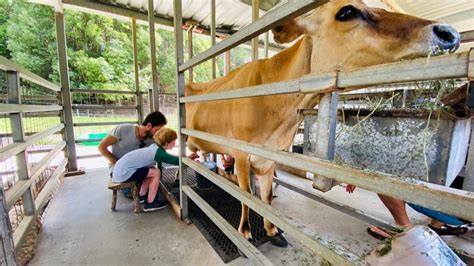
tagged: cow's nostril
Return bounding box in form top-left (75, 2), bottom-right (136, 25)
top-left (274, 26), bottom-right (284, 33)
top-left (432, 24), bottom-right (460, 51)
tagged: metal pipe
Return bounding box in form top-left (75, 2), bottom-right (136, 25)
top-left (132, 18), bottom-right (144, 123)
top-left (210, 0), bottom-right (216, 79)
top-left (251, 0), bottom-right (259, 61)
top-left (173, 0), bottom-right (189, 220)
top-left (55, 11), bottom-right (78, 171)
top-left (148, 0), bottom-right (160, 111)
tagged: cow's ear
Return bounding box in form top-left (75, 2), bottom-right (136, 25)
top-left (272, 18), bottom-right (307, 44)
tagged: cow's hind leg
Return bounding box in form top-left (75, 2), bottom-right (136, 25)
top-left (234, 152), bottom-right (252, 241)
top-left (259, 165), bottom-right (288, 247)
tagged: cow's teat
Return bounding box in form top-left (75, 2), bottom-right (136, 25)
top-left (431, 24), bottom-right (460, 53)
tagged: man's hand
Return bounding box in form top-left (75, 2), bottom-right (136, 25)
top-left (188, 153), bottom-right (199, 160)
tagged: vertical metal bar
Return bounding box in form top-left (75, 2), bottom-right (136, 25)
top-left (312, 92), bottom-right (338, 191)
top-left (0, 180), bottom-right (17, 265)
top-left (463, 118), bottom-right (474, 192)
top-left (251, 0), bottom-right (259, 61)
top-left (187, 29), bottom-right (193, 82)
top-left (264, 31), bottom-right (269, 59)
top-left (210, 0), bottom-right (216, 79)
top-left (224, 50), bottom-right (231, 76)
top-left (132, 18), bottom-right (144, 124)
top-left (174, 0), bottom-right (189, 220)
top-left (55, 11), bottom-right (78, 171)
top-left (327, 92), bottom-right (338, 160)
top-left (7, 71), bottom-right (35, 216)
top-left (148, 89), bottom-right (154, 112)
top-left (148, 0), bottom-right (160, 111)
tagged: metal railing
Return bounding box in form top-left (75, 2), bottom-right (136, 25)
top-left (0, 56), bottom-right (67, 258)
top-left (173, 0), bottom-right (474, 264)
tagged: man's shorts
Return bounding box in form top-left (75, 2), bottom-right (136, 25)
top-left (124, 167), bottom-right (149, 184)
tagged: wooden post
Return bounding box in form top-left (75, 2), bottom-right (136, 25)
top-left (251, 0), bottom-right (259, 61)
top-left (8, 71), bottom-right (35, 216)
top-left (55, 11), bottom-right (79, 172)
top-left (148, 0), bottom-right (160, 111)
top-left (0, 180), bottom-right (17, 265)
top-left (132, 18), bottom-right (143, 123)
top-left (312, 92), bottom-right (339, 191)
top-left (210, 0), bottom-right (216, 79)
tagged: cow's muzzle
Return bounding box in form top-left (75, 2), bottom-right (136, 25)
top-left (432, 24), bottom-right (460, 53)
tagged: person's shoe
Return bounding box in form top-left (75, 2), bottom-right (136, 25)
top-left (143, 200), bottom-right (169, 212)
top-left (139, 194), bottom-right (148, 204)
top-left (428, 225), bottom-right (468, 236)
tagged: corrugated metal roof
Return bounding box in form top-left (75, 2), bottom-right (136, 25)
top-left (31, 0), bottom-right (473, 49)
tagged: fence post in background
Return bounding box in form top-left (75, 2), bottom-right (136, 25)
top-left (0, 180), bottom-right (17, 266)
top-left (132, 18), bottom-right (144, 124)
top-left (148, 0), bottom-right (160, 112)
top-left (463, 82), bottom-right (474, 191)
top-left (55, 11), bottom-right (79, 172)
top-left (7, 71), bottom-right (35, 216)
top-left (210, 0), bottom-right (216, 79)
top-left (264, 31), bottom-right (269, 59)
top-left (187, 25), bottom-right (194, 82)
top-left (224, 50), bottom-right (231, 75)
top-left (312, 92), bottom-right (339, 191)
top-left (251, 0), bottom-right (260, 61)
top-left (174, 0), bottom-right (190, 221)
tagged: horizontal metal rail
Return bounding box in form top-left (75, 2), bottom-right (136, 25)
top-left (0, 104), bottom-right (63, 114)
top-left (13, 158), bottom-right (67, 248)
top-left (183, 186), bottom-right (272, 265)
top-left (72, 105), bottom-right (137, 110)
top-left (75, 138), bottom-right (103, 143)
top-left (178, 0), bottom-right (328, 72)
top-left (461, 30), bottom-right (474, 43)
top-left (180, 51), bottom-right (472, 103)
top-left (182, 128), bottom-right (474, 222)
top-left (5, 141), bottom-right (66, 209)
top-left (0, 124), bottom-right (64, 163)
top-left (273, 176), bottom-right (396, 231)
top-left (70, 89), bottom-right (137, 95)
top-left (73, 121), bottom-right (137, 127)
top-left (0, 56), bottom-right (60, 92)
top-left (76, 154), bottom-right (102, 160)
top-left (183, 158), bottom-right (362, 265)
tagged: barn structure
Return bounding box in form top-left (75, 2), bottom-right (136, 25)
top-left (1, 0), bottom-right (474, 265)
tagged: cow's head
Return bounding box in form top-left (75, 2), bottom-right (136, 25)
top-left (272, 0), bottom-right (460, 74)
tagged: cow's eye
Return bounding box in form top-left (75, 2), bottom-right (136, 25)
top-left (336, 5), bottom-right (359, 21)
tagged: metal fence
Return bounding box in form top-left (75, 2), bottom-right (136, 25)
top-left (173, 0), bottom-right (474, 264)
top-left (0, 56), bottom-right (67, 262)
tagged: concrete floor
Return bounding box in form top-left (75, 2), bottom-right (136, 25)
top-left (30, 167), bottom-right (471, 265)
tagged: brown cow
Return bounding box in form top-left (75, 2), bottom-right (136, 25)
top-left (185, 0), bottom-right (460, 247)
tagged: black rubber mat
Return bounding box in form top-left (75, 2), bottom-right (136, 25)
top-left (160, 164), bottom-right (269, 263)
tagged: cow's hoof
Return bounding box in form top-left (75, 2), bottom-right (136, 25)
top-left (268, 231), bottom-right (288, 248)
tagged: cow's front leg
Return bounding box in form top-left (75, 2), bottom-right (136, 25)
top-left (234, 152), bottom-right (252, 240)
top-left (259, 165), bottom-right (288, 247)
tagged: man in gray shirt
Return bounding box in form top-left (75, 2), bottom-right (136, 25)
top-left (98, 111), bottom-right (167, 197)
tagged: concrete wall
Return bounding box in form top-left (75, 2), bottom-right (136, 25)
top-left (304, 113), bottom-right (456, 185)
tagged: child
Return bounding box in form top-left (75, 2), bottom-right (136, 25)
top-left (112, 128), bottom-right (197, 212)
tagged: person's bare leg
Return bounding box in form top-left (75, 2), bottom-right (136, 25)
top-left (147, 168), bottom-right (161, 203)
top-left (429, 219), bottom-right (445, 229)
top-left (377, 194), bottom-right (412, 228)
top-left (140, 177), bottom-right (151, 196)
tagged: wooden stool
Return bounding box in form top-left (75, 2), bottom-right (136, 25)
top-left (107, 180), bottom-right (141, 213)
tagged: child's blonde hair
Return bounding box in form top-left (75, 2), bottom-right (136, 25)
top-left (153, 128), bottom-right (177, 146)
